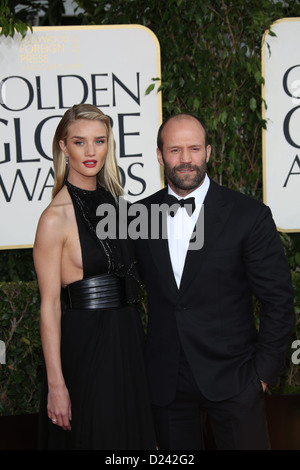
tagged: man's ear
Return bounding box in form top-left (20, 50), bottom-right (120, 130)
top-left (157, 148), bottom-right (164, 166)
top-left (206, 145), bottom-right (211, 163)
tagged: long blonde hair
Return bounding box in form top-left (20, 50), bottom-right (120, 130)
top-left (52, 104), bottom-right (123, 200)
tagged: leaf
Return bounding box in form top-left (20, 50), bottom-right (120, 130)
top-left (20, 337), bottom-right (30, 346)
top-left (219, 111), bottom-right (228, 124)
top-left (254, 70), bottom-right (263, 86)
top-left (145, 83), bottom-right (155, 95)
top-left (249, 97), bottom-right (257, 111)
top-left (193, 97), bottom-right (200, 111)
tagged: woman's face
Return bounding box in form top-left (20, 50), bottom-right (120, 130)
top-left (59, 118), bottom-right (108, 187)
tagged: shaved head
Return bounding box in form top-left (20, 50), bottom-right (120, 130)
top-left (157, 114), bottom-right (209, 152)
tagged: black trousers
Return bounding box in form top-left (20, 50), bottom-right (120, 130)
top-left (152, 351), bottom-right (271, 450)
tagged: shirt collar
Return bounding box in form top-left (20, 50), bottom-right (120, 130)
top-left (167, 173), bottom-right (210, 207)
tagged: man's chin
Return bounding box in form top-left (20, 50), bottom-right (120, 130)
top-left (174, 177), bottom-right (202, 191)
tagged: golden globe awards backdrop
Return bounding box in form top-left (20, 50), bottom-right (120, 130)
top-left (262, 18), bottom-right (300, 232)
top-left (0, 25), bottom-right (162, 248)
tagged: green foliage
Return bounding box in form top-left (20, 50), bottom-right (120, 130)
top-left (0, 0), bottom-right (33, 37)
top-left (0, 249), bottom-right (36, 282)
top-left (0, 282), bottom-right (42, 415)
top-left (0, 0), bottom-right (69, 36)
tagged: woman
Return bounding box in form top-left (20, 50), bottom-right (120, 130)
top-left (33, 104), bottom-right (156, 450)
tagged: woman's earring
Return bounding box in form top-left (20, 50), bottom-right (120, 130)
top-left (65, 156), bottom-right (69, 165)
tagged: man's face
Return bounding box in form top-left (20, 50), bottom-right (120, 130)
top-left (157, 117), bottom-right (211, 197)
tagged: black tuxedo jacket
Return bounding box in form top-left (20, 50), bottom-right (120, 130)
top-left (134, 179), bottom-right (294, 406)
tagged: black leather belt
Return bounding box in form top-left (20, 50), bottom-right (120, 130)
top-left (62, 273), bottom-right (127, 310)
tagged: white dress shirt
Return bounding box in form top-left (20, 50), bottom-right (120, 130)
top-left (167, 174), bottom-right (210, 288)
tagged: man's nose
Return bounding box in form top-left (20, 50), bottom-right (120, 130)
top-left (180, 149), bottom-right (192, 163)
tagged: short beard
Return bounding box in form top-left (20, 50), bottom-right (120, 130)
top-left (162, 156), bottom-right (207, 192)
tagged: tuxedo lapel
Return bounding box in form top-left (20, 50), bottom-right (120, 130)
top-left (179, 181), bottom-right (234, 296)
top-left (148, 237), bottom-right (179, 294)
top-left (145, 188), bottom-right (179, 296)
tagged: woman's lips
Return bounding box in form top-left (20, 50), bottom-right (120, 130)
top-left (83, 160), bottom-right (97, 168)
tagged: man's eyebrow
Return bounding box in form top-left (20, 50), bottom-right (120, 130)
top-left (167, 143), bottom-right (202, 148)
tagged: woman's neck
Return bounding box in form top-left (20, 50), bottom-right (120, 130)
top-left (67, 174), bottom-right (97, 191)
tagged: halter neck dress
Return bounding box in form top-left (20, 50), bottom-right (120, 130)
top-left (39, 181), bottom-right (156, 450)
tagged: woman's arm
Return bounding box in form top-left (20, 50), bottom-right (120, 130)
top-left (33, 206), bottom-right (72, 431)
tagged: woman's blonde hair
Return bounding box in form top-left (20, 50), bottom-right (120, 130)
top-left (52, 104), bottom-right (123, 200)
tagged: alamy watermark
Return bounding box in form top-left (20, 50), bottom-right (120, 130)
top-left (95, 198), bottom-right (205, 251)
top-left (0, 340), bottom-right (6, 364)
top-left (291, 339), bottom-right (300, 365)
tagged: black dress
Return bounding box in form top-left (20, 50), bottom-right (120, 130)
top-left (39, 181), bottom-right (156, 450)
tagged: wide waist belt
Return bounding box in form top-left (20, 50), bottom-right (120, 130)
top-left (62, 273), bottom-right (127, 310)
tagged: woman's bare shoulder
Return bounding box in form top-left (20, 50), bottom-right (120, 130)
top-left (35, 186), bottom-right (73, 239)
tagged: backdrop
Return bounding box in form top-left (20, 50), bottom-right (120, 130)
top-left (262, 17), bottom-right (300, 232)
top-left (0, 25), bottom-right (162, 248)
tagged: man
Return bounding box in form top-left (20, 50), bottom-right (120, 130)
top-left (134, 113), bottom-right (294, 450)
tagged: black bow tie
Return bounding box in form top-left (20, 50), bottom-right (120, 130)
top-left (164, 193), bottom-right (196, 217)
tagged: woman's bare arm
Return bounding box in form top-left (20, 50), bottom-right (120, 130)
top-left (33, 204), bottom-right (72, 430)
